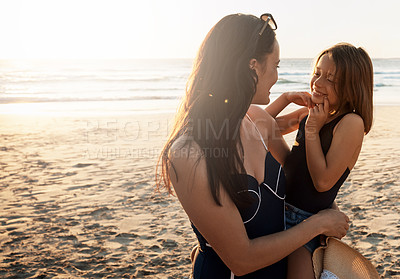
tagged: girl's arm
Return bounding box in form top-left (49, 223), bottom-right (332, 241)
top-left (275, 108), bottom-right (308, 135)
top-left (169, 138), bottom-right (349, 276)
top-left (265, 92), bottom-right (311, 135)
top-left (305, 98), bottom-right (365, 192)
top-left (265, 91), bottom-right (310, 118)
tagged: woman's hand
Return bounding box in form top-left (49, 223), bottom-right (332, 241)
top-left (314, 208), bottom-right (350, 239)
top-left (305, 97), bottom-right (329, 134)
top-left (331, 201), bottom-right (340, 211)
top-left (284, 91), bottom-right (312, 108)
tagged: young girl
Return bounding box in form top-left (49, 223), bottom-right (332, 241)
top-left (267, 43), bottom-right (374, 278)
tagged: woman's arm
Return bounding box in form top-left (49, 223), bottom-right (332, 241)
top-left (305, 98), bottom-right (365, 192)
top-left (265, 92), bottom-right (311, 134)
top-left (169, 139), bottom-right (349, 276)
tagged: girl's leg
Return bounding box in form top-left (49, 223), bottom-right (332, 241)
top-left (287, 246), bottom-right (314, 279)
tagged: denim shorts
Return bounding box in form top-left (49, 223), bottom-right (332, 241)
top-left (285, 202), bottom-right (321, 253)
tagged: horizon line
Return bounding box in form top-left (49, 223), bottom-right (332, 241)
top-left (0, 57), bottom-right (399, 60)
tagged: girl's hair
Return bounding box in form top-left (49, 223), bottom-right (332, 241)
top-left (314, 43), bottom-right (374, 134)
top-left (156, 14), bottom-right (276, 207)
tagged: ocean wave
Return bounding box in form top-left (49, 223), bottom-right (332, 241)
top-left (1, 76), bottom-right (179, 83)
top-left (127, 87), bottom-right (184, 92)
top-left (277, 78), bottom-right (308, 84)
top-left (375, 83), bottom-right (393, 87)
top-left (375, 71), bottom-right (400, 75)
top-left (379, 76), bottom-right (400, 80)
top-left (0, 95), bottom-right (182, 104)
top-left (91, 76), bottom-right (177, 82)
top-left (278, 72), bottom-right (311, 76)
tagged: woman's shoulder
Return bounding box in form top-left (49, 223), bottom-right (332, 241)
top-left (169, 135), bottom-right (203, 164)
top-left (247, 105), bottom-right (275, 126)
top-left (246, 105), bottom-right (279, 137)
top-left (168, 135), bottom-right (209, 196)
top-left (247, 104), bottom-right (274, 120)
top-left (168, 135), bottom-right (206, 177)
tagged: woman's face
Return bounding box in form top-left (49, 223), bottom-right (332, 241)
top-left (310, 54), bottom-right (339, 109)
top-left (251, 40), bottom-right (280, 105)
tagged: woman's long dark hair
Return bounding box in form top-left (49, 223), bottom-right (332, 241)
top-left (156, 14), bottom-right (276, 207)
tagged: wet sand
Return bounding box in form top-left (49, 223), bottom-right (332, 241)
top-left (0, 106), bottom-right (399, 278)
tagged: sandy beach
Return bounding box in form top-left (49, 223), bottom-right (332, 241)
top-left (0, 106), bottom-right (399, 278)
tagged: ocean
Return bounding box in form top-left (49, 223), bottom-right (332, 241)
top-left (0, 58), bottom-right (399, 115)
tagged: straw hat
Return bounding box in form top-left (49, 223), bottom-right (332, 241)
top-left (312, 237), bottom-right (380, 279)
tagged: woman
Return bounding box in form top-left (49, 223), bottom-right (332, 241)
top-left (157, 13), bottom-right (349, 278)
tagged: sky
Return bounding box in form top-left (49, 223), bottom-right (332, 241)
top-left (0, 0), bottom-right (399, 59)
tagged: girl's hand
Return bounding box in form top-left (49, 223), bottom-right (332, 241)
top-left (284, 91), bottom-right (312, 108)
top-left (305, 97), bottom-right (329, 133)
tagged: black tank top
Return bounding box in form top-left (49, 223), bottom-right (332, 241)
top-left (284, 114), bottom-right (350, 214)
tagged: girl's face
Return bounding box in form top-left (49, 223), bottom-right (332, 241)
top-left (251, 40), bottom-right (280, 105)
top-left (310, 54), bottom-right (339, 109)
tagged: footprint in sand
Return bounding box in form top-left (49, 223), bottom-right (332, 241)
top-left (159, 239), bottom-right (178, 248)
top-left (73, 163), bottom-right (94, 168)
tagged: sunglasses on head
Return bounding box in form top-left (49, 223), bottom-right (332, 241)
top-left (259, 13), bottom-right (277, 36)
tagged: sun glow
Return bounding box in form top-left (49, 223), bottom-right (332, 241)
top-left (0, 0), bottom-right (167, 59)
top-left (0, 103), bottom-right (51, 115)
top-left (0, 0), bottom-right (399, 59)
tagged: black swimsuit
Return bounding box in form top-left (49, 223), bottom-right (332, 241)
top-left (284, 114), bottom-right (350, 214)
top-left (191, 115), bottom-right (287, 279)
